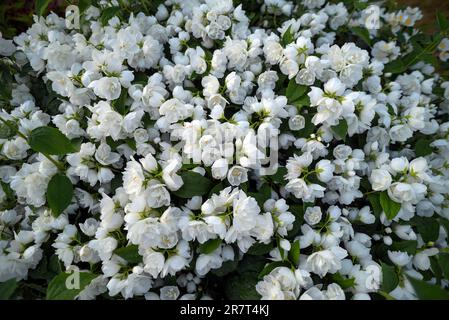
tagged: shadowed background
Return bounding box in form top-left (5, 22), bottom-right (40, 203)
top-left (397, 0), bottom-right (449, 30)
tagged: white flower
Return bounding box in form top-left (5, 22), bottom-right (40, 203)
top-left (370, 169), bottom-right (392, 191)
top-left (146, 180), bottom-right (171, 208)
top-left (88, 77), bottom-right (122, 101)
top-left (316, 159), bottom-right (334, 183)
top-left (160, 286), bottom-right (180, 300)
top-left (388, 250), bottom-right (411, 267)
top-left (306, 248), bottom-right (347, 277)
top-left (211, 158), bottom-right (228, 180)
top-left (304, 206), bottom-right (322, 226)
top-left (227, 166), bottom-right (248, 186)
top-left (162, 159), bottom-right (183, 191)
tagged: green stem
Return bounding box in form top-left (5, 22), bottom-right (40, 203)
top-left (42, 154), bottom-right (66, 171)
top-left (378, 290), bottom-right (396, 300)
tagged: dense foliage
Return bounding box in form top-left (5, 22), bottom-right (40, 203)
top-left (1, 0), bottom-right (449, 300)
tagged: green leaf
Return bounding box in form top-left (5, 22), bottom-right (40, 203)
top-left (211, 246), bottom-right (239, 277)
top-left (258, 261), bottom-right (290, 279)
top-left (211, 259), bottom-right (238, 277)
top-left (46, 272), bottom-right (97, 300)
top-left (379, 191), bottom-right (401, 220)
top-left (78, 0), bottom-right (92, 13)
top-left (46, 174), bottom-right (74, 217)
top-left (331, 118), bottom-right (348, 140)
top-left (133, 72), bottom-right (148, 85)
top-left (286, 79), bottom-right (308, 103)
top-left (407, 276), bottom-right (449, 300)
top-left (331, 273), bottom-right (356, 289)
top-left (415, 217), bottom-right (440, 243)
top-left (28, 255), bottom-right (58, 281)
top-left (381, 263), bottom-right (399, 293)
top-left (384, 59), bottom-right (407, 74)
top-left (225, 272), bottom-right (261, 300)
top-left (247, 242), bottom-right (274, 256)
top-left (115, 245), bottom-right (142, 264)
top-left (288, 240), bottom-right (300, 267)
top-left (430, 256), bottom-right (443, 284)
top-left (28, 126), bottom-right (78, 155)
top-left (294, 95), bottom-right (311, 108)
top-left (367, 192), bottom-right (382, 217)
top-left (437, 12), bottom-right (449, 31)
top-left (287, 204), bottom-right (304, 240)
top-left (351, 26), bottom-right (372, 46)
top-left (267, 166), bottom-right (287, 185)
top-left (35, 0), bottom-right (52, 16)
top-left (0, 278), bottom-right (18, 299)
top-left (281, 25), bottom-right (294, 47)
top-left (100, 6), bottom-right (121, 25)
top-left (199, 238), bottom-right (222, 255)
top-left (111, 88), bottom-right (128, 115)
top-left (209, 181), bottom-right (225, 197)
top-left (390, 240), bottom-right (418, 255)
top-left (415, 138), bottom-right (433, 157)
top-left (172, 171), bottom-right (213, 198)
top-left (49, 255), bottom-right (62, 274)
top-left (248, 183), bottom-right (271, 207)
top-left (438, 253), bottom-right (449, 280)
top-left (0, 120), bottom-right (17, 139)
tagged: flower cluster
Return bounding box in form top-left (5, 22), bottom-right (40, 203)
top-left (1, 0), bottom-right (449, 300)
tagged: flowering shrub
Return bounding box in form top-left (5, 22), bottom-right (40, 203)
top-left (1, 0), bottom-right (449, 300)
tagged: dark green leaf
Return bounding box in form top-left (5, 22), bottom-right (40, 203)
top-left (29, 126), bottom-right (78, 155)
top-left (115, 245), bottom-right (142, 264)
top-left (286, 79), bottom-right (308, 103)
top-left (100, 6), bottom-right (121, 25)
top-left (381, 262), bottom-right (399, 293)
top-left (0, 278), bottom-right (18, 300)
top-left (437, 12), bottom-right (449, 31)
top-left (78, 0), bottom-right (92, 13)
top-left (173, 171), bottom-right (213, 198)
top-left (247, 242), bottom-right (273, 256)
top-left (225, 272), bottom-right (261, 300)
top-left (46, 174), bottom-right (74, 217)
top-left (209, 181), bottom-right (225, 197)
top-left (35, 0), bottom-right (52, 16)
top-left (390, 240), bottom-right (418, 255)
top-left (258, 261), bottom-right (290, 279)
top-left (211, 259), bottom-right (238, 277)
top-left (288, 240), bottom-right (300, 267)
top-left (199, 238), bottom-right (222, 254)
top-left (281, 25), bottom-right (294, 47)
top-left (367, 192), bottom-right (382, 217)
top-left (415, 217), bottom-right (440, 243)
top-left (415, 138), bottom-right (433, 157)
top-left (384, 59), bottom-right (407, 74)
top-left (248, 183), bottom-right (271, 207)
top-left (287, 204), bottom-right (303, 239)
top-left (351, 26), bottom-right (372, 46)
top-left (46, 272), bottom-right (97, 300)
top-left (0, 120), bottom-right (17, 139)
top-left (331, 118), bottom-right (348, 140)
top-left (438, 253), bottom-right (449, 280)
top-left (111, 89), bottom-right (128, 115)
top-left (430, 256), bottom-right (443, 284)
top-left (267, 166), bottom-right (287, 185)
top-left (380, 191), bottom-right (401, 220)
top-left (331, 273), bottom-right (356, 289)
top-left (407, 276), bottom-right (449, 300)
